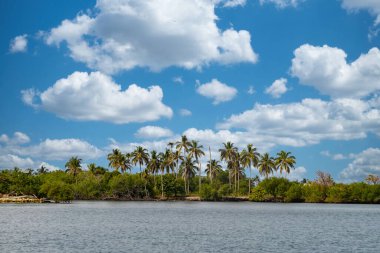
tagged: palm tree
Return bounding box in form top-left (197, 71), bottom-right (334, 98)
top-left (241, 144), bottom-right (260, 194)
top-left (65, 156), bottom-right (82, 187)
top-left (180, 156), bottom-right (197, 194)
top-left (172, 150), bottom-right (183, 178)
top-left (257, 153), bottom-right (275, 179)
top-left (205, 160), bottom-right (222, 181)
top-left (176, 135), bottom-right (190, 159)
top-left (107, 149), bottom-right (123, 172)
top-left (275, 151), bottom-right (296, 174)
top-left (120, 153), bottom-right (132, 173)
top-left (131, 146), bottom-right (149, 178)
top-left (147, 150), bottom-right (161, 188)
top-left (37, 165), bottom-right (48, 174)
top-left (188, 140), bottom-right (205, 192)
top-left (88, 163), bottom-right (97, 174)
top-left (160, 149), bottom-right (176, 198)
top-left (219, 142), bottom-right (238, 190)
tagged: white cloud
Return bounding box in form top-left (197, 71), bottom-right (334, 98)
top-left (173, 76), bottom-right (184, 84)
top-left (44, 0), bottom-right (258, 74)
top-left (22, 71), bottom-right (172, 124)
top-left (340, 148), bottom-right (380, 182)
top-left (196, 79), bottom-right (238, 105)
top-left (135, 126), bottom-right (173, 139)
top-left (0, 132), bottom-right (30, 145)
top-left (0, 154), bottom-right (34, 169)
top-left (217, 97), bottom-right (380, 147)
top-left (222, 0), bottom-right (246, 8)
top-left (179, 109), bottom-right (192, 117)
top-left (291, 44), bottom-right (380, 98)
top-left (265, 78), bottom-right (288, 98)
top-left (15, 138), bottom-right (103, 161)
top-left (39, 162), bottom-right (61, 172)
top-left (341, 0), bottom-right (380, 26)
top-left (259, 0), bottom-right (302, 8)
top-left (320, 150), bottom-right (347, 160)
top-left (9, 35), bottom-right (28, 53)
top-left (273, 166), bottom-right (307, 181)
top-left (247, 85), bottom-right (255, 95)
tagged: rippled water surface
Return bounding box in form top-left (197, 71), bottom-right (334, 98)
top-left (1, 201), bottom-right (379, 252)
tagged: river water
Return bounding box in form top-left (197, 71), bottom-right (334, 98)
top-left (0, 201), bottom-right (379, 252)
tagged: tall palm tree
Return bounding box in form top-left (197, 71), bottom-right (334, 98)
top-left (160, 149), bottom-right (176, 198)
top-left (188, 140), bottom-right (205, 192)
top-left (179, 156), bottom-right (197, 194)
top-left (37, 165), bottom-right (48, 174)
top-left (131, 146), bottom-right (149, 178)
top-left (107, 149), bottom-right (123, 172)
top-left (120, 153), bottom-right (132, 173)
top-left (219, 142), bottom-right (238, 190)
top-left (65, 156), bottom-right (82, 177)
top-left (257, 153), bottom-right (275, 179)
top-left (172, 150), bottom-right (183, 178)
top-left (205, 160), bottom-right (222, 181)
top-left (275, 151), bottom-right (296, 174)
top-left (147, 150), bottom-right (161, 188)
top-left (176, 135), bottom-right (190, 159)
top-left (87, 163), bottom-right (97, 174)
top-left (241, 144), bottom-right (260, 194)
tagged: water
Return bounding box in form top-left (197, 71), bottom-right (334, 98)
top-left (0, 202), bottom-right (379, 252)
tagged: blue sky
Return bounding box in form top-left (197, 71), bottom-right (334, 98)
top-left (1, 0), bottom-right (379, 182)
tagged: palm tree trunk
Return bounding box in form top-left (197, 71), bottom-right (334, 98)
top-left (198, 161), bottom-right (201, 194)
top-left (139, 164), bottom-right (142, 179)
top-left (209, 146), bottom-right (212, 184)
top-left (161, 171), bottom-right (164, 198)
top-left (238, 169), bottom-right (240, 196)
top-left (249, 165), bottom-right (251, 194)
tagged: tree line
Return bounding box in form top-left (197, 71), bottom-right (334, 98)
top-left (0, 135), bottom-right (379, 203)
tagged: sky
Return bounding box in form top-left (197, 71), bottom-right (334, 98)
top-left (1, 0), bottom-right (380, 182)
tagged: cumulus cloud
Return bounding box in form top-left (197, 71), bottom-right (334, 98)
top-left (9, 34), bottom-right (28, 53)
top-left (22, 71), bottom-right (172, 124)
top-left (259, 0), bottom-right (302, 8)
top-left (179, 109), bottom-right (192, 117)
top-left (247, 86), bottom-right (255, 95)
top-left (320, 150), bottom-right (348, 160)
top-left (0, 132), bottom-right (30, 145)
top-left (196, 79), bottom-right (238, 105)
top-left (221, 0), bottom-right (247, 8)
top-left (340, 148), bottom-right (380, 182)
top-left (273, 166), bottom-right (307, 181)
top-left (135, 126), bottom-right (173, 139)
top-left (217, 97), bottom-right (380, 147)
top-left (265, 78), bottom-right (288, 98)
top-left (291, 44), bottom-right (380, 98)
top-left (44, 0), bottom-right (258, 73)
top-left (0, 154), bottom-right (34, 169)
top-left (341, 0), bottom-right (380, 26)
top-left (173, 76), bottom-right (184, 84)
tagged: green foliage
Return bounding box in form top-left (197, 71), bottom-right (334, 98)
top-left (249, 185), bottom-right (272, 202)
top-left (218, 184), bottom-right (231, 197)
top-left (40, 180), bottom-right (74, 202)
top-left (285, 183), bottom-right (304, 202)
top-left (259, 177), bottom-right (291, 201)
top-left (157, 174), bottom-right (185, 197)
top-left (199, 184), bottom-right (220, 201)
top-left (303, 183), bottom-right (326, 203)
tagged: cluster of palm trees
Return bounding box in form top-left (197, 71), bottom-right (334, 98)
top-left (104, 135), bottom-right (296, 197)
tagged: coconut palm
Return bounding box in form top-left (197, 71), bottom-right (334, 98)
top-left (176, 135), bottom-right (190, 158)
top-left (257, 153), bottom-right (275, 179)
top-left (275, 151), bottom-right (296, 174)
top-left (188, 140), bottom-right (205, 192)
top-left (131, 146), bottom-right (149, 177)
top-left (179, 156), bottom-right (197, 194)
top-left (219, 142), bottom-right (238, 190)
top-left (172, 150), bottom-right (183, 178)
top-left (65, 156), bottom-right (82, 177)
top-left (37, 165), bottom-right (48, 174)
top-left (88, 163), bottom-right (97, 174)
top-left (205, 160), bottom-right (222, 181)
top-left (120, 153), bottom-right (132, 173)
top-left (159, 149), bottom-right (176, 198)
top-left (147, 150), bottom-right (161, 188)
top-left (107, 149), bottom-right (123, 172)
top-left (241, 144), bottom-right (260, 194)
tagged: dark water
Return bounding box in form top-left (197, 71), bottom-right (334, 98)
top-left (1, 201), bottom-right (379, 252)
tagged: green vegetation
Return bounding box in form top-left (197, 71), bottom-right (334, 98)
top-left (0, 135), bottom-right (379, 203)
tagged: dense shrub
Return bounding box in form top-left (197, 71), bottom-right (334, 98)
top-left (199, 184), bottom-right (220, 201)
